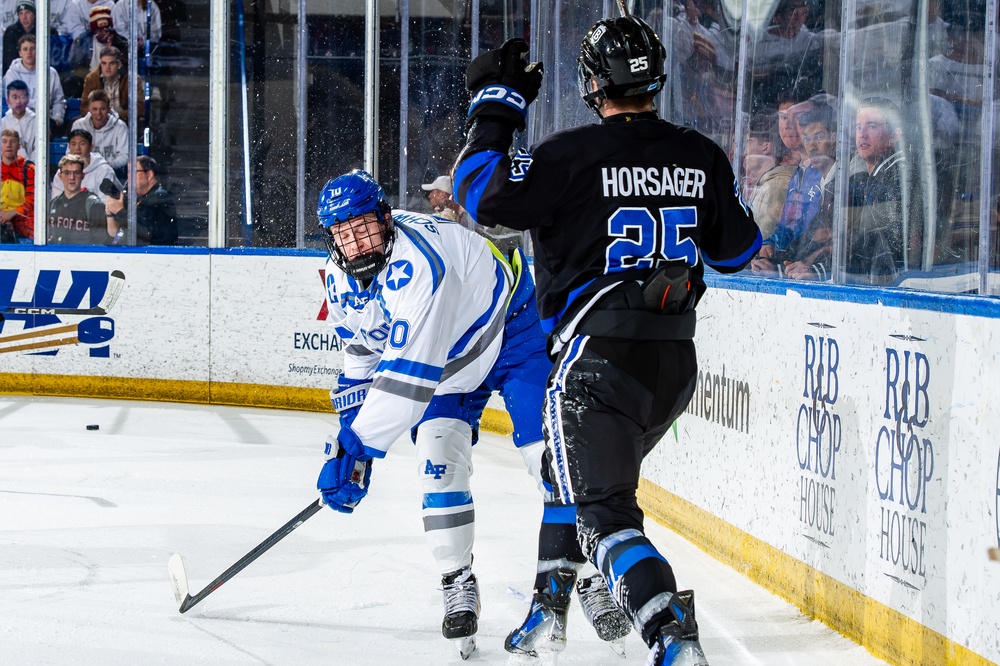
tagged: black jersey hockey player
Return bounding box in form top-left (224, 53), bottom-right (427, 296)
top-left (455, 15), bottom-right (761, 666)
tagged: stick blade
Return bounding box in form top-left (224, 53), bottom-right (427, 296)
top-left (96, 271), bottom-right (126, 315)
top-left (167, 553), bottom-right (192, 612)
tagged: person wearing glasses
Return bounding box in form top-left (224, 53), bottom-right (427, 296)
top-left (48, 153), bottom-right (117, 244)
top-left (104, 155), bottom-right (177, 245)
top-left (50, 128), bottom-right (121, 203)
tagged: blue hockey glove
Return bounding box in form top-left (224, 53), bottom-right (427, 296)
top-left (317, 429), bottom-right (373, 514)
top-left (330, 374), bottom-right (372, 430)
top-left (466, 38), bottom-right (543, 131)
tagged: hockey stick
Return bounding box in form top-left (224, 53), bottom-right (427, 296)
top-left (1, 270), bottom-right (126, 316)
top-left (168, 498), bottom-right (324, 613)
top-left (0, 316), bottom-right (119, 354)
top-left (616, 0), bottom-right (631, 17)
top-left (0, 323), bottom-right (79, 354)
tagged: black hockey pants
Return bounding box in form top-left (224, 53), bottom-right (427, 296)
top-left (541, 333), bottom-right (698, 645)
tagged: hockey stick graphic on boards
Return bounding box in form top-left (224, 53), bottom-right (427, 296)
top-left (0, 313), bottom-right (119, 354)
top-left (0, 323), bottom-right (80, 354)
top-left (168, 499), bottom-right (323, 613)
top-left (0, 270), bottom-right (125, 316)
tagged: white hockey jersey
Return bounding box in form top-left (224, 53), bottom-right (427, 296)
top-left (324, 211), bottom-right (512, 459)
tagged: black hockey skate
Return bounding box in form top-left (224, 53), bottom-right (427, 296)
top-left (504, 568), bottom-right (575, 657)
top-left (647, 591), bottom-right (709, 666)
top-left (441, 565), bottom-right (480, 660)
top-left (576, 573), bottom-right (632, 653)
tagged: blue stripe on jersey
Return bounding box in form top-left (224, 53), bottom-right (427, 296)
top-left (448, 258), bottom-right (506, 359)
top-left (375, 357), bottom-right (443, 382)
top-left (703, 228), bottom-right (762, 268)
top-left (542, 504), bottom-right (577, 525)
top-left (608, 544), bottom-right (668, 584)
top-left (395, 223), bottom-right (446, 293)
top-left (335, 325), bottom-right (354, 340)
top-left (540, 277), bottom-right (597, 334)
top-left (422, 490), bottom-right (473, 509)
top-left (454, 150), bottom-right (505, 221)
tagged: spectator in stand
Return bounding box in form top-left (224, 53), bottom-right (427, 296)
top-left (80, 46), bottom-right (144, 125)
top-left (751, 104), bottom-right (838, 280)
top-left (929, 1), bottom-right (986, 123)
top-left (775, 91), bottom-right (814, 168)
top-left (111, 0), bottom-right (162, 49)
top-left (0, 128), bottom-right (33, 240)
top-left (51, 128), bottom-right (120, 202)
top-left (743, 111), bottom-right (786, 239)
top-left (64, 0), bottom-right (105, 40)
top-left (844, 97), bottom-right (923, 284)
top-left (2, 0), bottom-right (33, 72)
top-left (1, 0), bottom-right (59, 72)
top-left (72, 89), bottom-right (127, 173)
top-left (421, 175), bottom-right (474, 230)
top-left (104, 155), bottom-right (177, 245)
top-left (68, 5), bottom-right (128, 72)
top-left (421, 173), bottom-right (522, 256)
top-left (2, 34), bottom-right (67, 135)
top-left (1, 79), bottom-right (35, 159)
top-left (751, 0), bottom-right (823, 110)
top-left (48, 153), bottom-right (118, 244)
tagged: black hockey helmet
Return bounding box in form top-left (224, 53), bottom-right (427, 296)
top-left (578, 16), bottom-right (666, 114)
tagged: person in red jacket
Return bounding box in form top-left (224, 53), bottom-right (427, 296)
top-left (0, 127), bottom-right (34, 240)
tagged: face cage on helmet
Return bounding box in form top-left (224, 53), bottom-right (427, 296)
top-left (322, 208), bottom-right (395, 283)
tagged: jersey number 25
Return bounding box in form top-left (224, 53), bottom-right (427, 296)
top-left (605, 206), bottom-right (700, 272)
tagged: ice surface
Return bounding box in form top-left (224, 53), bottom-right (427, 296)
top-left (0, 396), bottom-right (887, 665)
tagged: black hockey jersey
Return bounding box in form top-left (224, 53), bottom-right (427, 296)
top-left (455, 111), bottom-right (762, 335)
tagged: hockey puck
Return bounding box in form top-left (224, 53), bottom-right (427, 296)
top-left (86, 424), bottom-right (100, 431)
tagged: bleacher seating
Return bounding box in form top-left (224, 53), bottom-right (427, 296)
top-left (65, 97), bottom-right (81, 121)
top-left (49, 138), bottom-right (69, 165)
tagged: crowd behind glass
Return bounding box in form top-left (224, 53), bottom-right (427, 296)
top-left (1, 0), bottom-right (996, 296)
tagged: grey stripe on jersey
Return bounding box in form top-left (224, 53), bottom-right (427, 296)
top-left (345, 343), bottom-right (378, 356)
top-left (440, 309), bottom-right (505, 382)
top-left (423, 509), bottom-right (476, 532)
top-left (371, 375), bottom-right (437, 403)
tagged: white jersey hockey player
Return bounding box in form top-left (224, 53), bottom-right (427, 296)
top-left (315, 170), bottom-right (629, 659)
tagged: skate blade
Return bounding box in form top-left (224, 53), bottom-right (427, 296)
top-left (607, 637), bottom-right (627, 657)
top-left (455, 635), bottom-right (477, 660)
top-left (505, 652), bottom-right (559, 666)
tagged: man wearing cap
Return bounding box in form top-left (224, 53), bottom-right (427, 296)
top-left (65, 0), bottom-right (107, 39)
top-left (422, 173), bottom-right (522, 255)
top-left (2, 0), bottom-right (34, 71)
top-left (422, 174), bottom-right (480, 233)
top-left (65, 1), bottom-right (127, 70)
top-left (2, 0), bottom-right (59, 72)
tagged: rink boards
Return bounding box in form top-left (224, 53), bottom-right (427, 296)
top-left (1, 248), bottom-right (998, 666)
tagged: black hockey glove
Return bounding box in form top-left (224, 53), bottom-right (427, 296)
top-left (466, 37), bottom-right (543, 131)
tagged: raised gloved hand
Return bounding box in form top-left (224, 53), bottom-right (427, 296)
top-left (466, 37), bottom-right (543, 131)
top-left (330, 374), bottom-right (371, 430)
top-left (317, 428), bottom-right (373, 514)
